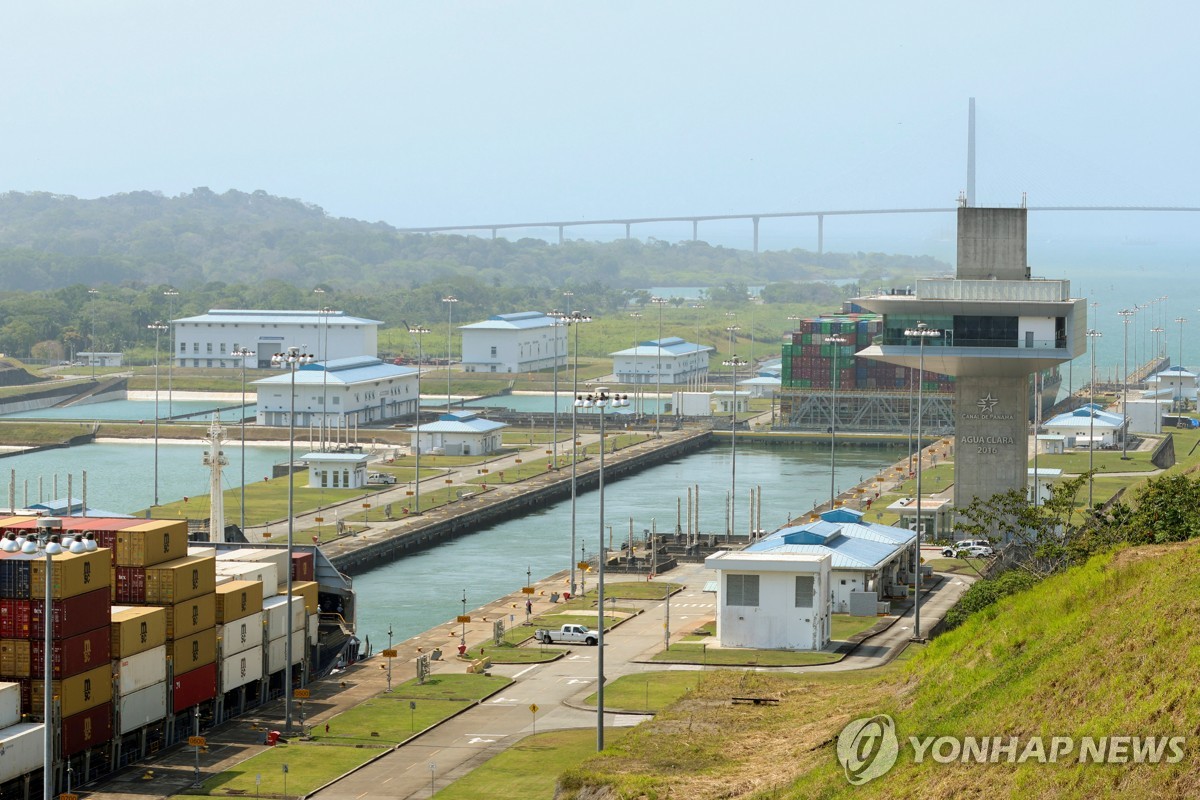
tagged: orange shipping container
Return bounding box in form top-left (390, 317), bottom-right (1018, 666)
top-left (0, 639), bottom-right (29, 677)
top-left (165, 594), bottom-right (216, 639)
top-left (145, 556), bottom-right (215, 605)
top-left (215, 580), bottom-right (263, 624)
top-left (166, 627), bottom-right (216, 673)
top-left (291, 581), bottom-right (319, 615)
top-left (32, 663), bottom-right (113, 718)
top-left (30, 549), bottom-right (112, 600)
top-left (110, 606), bottom-right (167, 658)
top-left (115, 520), bottom-right (188, 567)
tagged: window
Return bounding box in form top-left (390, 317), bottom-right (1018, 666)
top-left (726, 574), bottom-right (759, 607)
top-left (795, 576), bottom-right (814, 608)
top-left (206, 343), bottom-right (213, 354)
top-left (490, 346), bottom-right (497, 357)
top-left (220, 343), bottom-right (226, 354)
top-left (193, 343), bottom-right (199, 353)
top-left (192, 359), bottom-right (200, 367)
top-left (179, 342), bottom-right (185, 353)
top-left (206, 359), bottom-right (213, 367)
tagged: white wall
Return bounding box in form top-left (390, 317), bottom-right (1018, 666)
top-left (1018, 316), bottom-right (1057, 349)
top-left (175, 321), bottom-right (375, 368)
top-left (461, 326), bottom-right (565, 373)
top-left (613, 350), bottom-right (709, 384)
top-left (715, 563), bottom-right (831, 651)
top-left (257, 373), bottom-right (417, 426)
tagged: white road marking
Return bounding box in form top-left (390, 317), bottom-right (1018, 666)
top-left (511, 664), bottom-right (540, 679)
top-left (467, 737), bottom-right (497, 744)
top-left (490, 696), bottom-right (520, 703)
top-left (566, 678), bottom-right (592, 685)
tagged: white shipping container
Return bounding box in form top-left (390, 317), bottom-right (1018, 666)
top-left (116, 645), bottom-right (169, 694)
top-left (220, 646), bottom-right (265, 694)
top-left (230, 548), bottom-right (290, 586)
top-left (215, 562), bottom-right (278, 599)
top-left (0, 723), bottom-right (44, 784)
top-left (0, 683), bottom-right (21, 730)
top-left (307, 613), bottom-right (318, 645)
top-left (118, 681), bottom-right (167, 735)
top-left (262, 595), bottom-right (305, 640)
top-left (216, 547), bottom-right (265, 560)
top-left (267, 631), bottom-right (307, 674)
top-left (215, 574), bottom-right (232, 585)
top-left (218, 611), bottom-right (264, 657)
top-left (187, 546), bottom-right (217, 559)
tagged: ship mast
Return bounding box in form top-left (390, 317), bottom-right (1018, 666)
top-left (203, 414), bottom-right (230, 541)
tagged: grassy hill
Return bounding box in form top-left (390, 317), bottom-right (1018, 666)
top-left (561, 541), bottom-right (1200, 799)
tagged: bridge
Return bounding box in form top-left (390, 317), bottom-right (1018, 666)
top-left (395, 205), bottom-right (1200, 254)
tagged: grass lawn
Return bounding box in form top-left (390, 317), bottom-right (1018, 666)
top-left (146, 471), bottom-right (365, 524)
top-left (582, 671), bottom-right (702, 713)
top-left (1036, 449), bottom-right (1159, 473)
top-left (317, 695), bottom-right (471, 743)
top-left (830, 613), bottom-right (884, 641)
top-left (650, 642), bottom-right (840, 666)
top-left (197, 744), bottom-right (383, 797)
top-left (583, 582), bottom-right (681, 601)
top-left (925, 556), bottom-right (989, 575)
top-left (464, 641), bottom-right (564, 663)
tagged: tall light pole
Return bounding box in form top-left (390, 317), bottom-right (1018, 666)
top-left (652, 296), bottom-right (668, 436)
top-left (553, 309), bottom-right (591, 595)
top-left (825, 334), bottom-right (847, 510)
top-left (232, 347), bottom-right (255, 532)
top-left (317, 306), bottom-right (335, 449)
top-left (628, 311), bottom-right (643, 415)
top-left (271, 346), bottom-right (314, 733)
top-left (87, 288), bottom-right (99, 379)
top-left (442, 296), bottom-right (458, 412)
top-left (692, 303), bottom-right (706, 391)
top-left (1086, 329), bottom-right (1102, 507)
top-left (163, 288), bottom-right (179, 417)
top-left (147, 321), bottom-right (169, 506)
top-left (1118, 309), bottom-right (1134, 459)
top-left (1176, 317), bottom-right (1187, 412)
top-left (723, 356), bottom-right (747, 540)
top-left (574, 389), bottom-right (629, 752)
top-left (903, 321), bottom-right (940, 640)
top-left (409, 326), bottom-right (430, 514)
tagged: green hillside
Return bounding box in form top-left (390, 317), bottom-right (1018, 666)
top-left (562, 542), bottom-right (1200, 799)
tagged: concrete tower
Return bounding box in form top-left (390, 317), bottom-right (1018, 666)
top-left (856, 207), bottom-right (1086, 506)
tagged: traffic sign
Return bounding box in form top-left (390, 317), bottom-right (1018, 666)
top-left (577, 561), bottom-right (590, 570)
top-left (529, 703), bottom-right (539, 714)
top-left (382, 649), bottom-right (398, 658)
top-left (188, 736), bottom-right (206, 747)
top-left (521, 587), bottom-right (535, 594)
top-left (293, 689), bottom-right (311, 699)
top-left (456, 615), bottom-right (471, 623)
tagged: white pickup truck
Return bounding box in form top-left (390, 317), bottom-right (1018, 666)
top-left (534, 624), bottom-right (598, 645)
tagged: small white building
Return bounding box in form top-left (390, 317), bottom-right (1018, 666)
top-left (610, 337), bottom-right (712, 385)
top-left (711, 390), bottom-right (751, 414)
top-left (671, 391), bottom-right (713, 416)
top-left (1043, 405), bottom-right (1126, 449)
top-left (172, 309), bottom-right (381, 369)
top-left (738, 375), bottom-right (781, 398)
top-left (302, 452), bottom-right (369, 489)
top-left (1036, 434), bottom-right (1067, 454)
top-left (885, 496), bottom-right (954, 540)
top-left (253, 356), bottom-right (418, 428)
top-left (1027, 467), bottom-right (1063, 505)
top-left (77, 352), bottom-right (124, 367)
top-left (1126, 397), bottom-right (1172, 434)
top-left (459, 312), bottom-right (565, 374)
top-left (705, 550), bottom-right (832, 651)
top-left (1145, 366), bottom-right (1197, 401)
top-left (406, 410), bottom-right (507, 456)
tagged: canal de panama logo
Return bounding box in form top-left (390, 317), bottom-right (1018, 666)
top-left (976, 393), bottom-right (999, 414)
top-left (837, 714), bottom-right (899, 785)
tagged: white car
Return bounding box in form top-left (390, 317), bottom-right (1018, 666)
top-left (941, 540), bottom-right (993, 558)
top-left (366, 472), bottom-right (397, 485)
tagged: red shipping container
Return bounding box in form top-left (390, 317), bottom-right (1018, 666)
top-left (30, 588), bottom-right (110, 639)
top-left (114, 566), bottom-right (146, 603)
top-left (32, 627), bottom-right (110, 680)
top-left (172, 662), bottom-right (216, 713)
top-left (61, 701), bottom-right (113, 756)
top-left (0, 599), bottom-right (30, 639)
top-left (291, 552), bottom-right (314, 582)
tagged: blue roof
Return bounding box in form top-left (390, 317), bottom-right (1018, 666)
top-left (610, 338), bottom-right (714, 358)
top-left (252, 357), bottom-right (416, 387)
top-left (745, 509), bottom-right (914, 570)
top-left (406, 410), bottom-right (507, 434)
top-left (460, 312), bottom-right (558, 331)
top-left (175, 309), bottom-right (381, 326)
top-left (1045, 407), bottom-right (1124, 429)
top-left (27, 498), bottom-right (134, 518)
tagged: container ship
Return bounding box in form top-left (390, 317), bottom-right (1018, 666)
top-left (0, 515), bottom-right (354, 798)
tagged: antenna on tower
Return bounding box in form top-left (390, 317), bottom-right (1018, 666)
top-left (966, 97), bottom-right (976, 207)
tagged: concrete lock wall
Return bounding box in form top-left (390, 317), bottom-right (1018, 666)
top-left (954, 374), bottom-right (1030, 506)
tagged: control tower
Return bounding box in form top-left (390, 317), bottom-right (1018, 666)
top-left (855, 207), bottom-right (1086, 506)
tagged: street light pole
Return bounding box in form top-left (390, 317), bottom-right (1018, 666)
top-left (163, 288), bottom-right (179, 417)
top-left (409, 326), bottom-right (430, 514)
top-left (147, 321), bottom-right (169, 506)
top-left (904, 322), bottom-right (941, 640)
top-left (1086, 329), bottom-right (1102, 507)
top-left (1176, 317), bottom-right (1187, 412)
top-left (317, 304), bottom-right (334, 450)
top-left (553, 309), bottom-right (590, 596)
top-left (722, 356), bottom-right (747, 540)
top-left (232, 347), bottom-right (255, 533)
top-left (652, 296), bottom-right (668, 436)
top-left (271, 346), bottom-right (314, 733)
top-left (87, 288), bottom-right (99, 379)
top-left (442, 296), bottom-right (458, 412)
top-left (1119, 309), bottom-right (1134, 459)
top-left (825, 334), bottom-right (847, 510)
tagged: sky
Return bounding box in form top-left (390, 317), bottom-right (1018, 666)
top-left (1, 1), bottom-right (1198, 298)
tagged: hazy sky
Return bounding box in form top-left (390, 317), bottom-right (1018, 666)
top-left (1, 2), bottom-right (1197, 261)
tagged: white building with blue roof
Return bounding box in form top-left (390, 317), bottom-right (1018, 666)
top-left (172, 309), bottom-right (381, 368)
top-left (1043, 405), bottom-right (1126, 448)
top-left (459, 312), bottom-right (565, 374)
top-left (405, 410), bottom-right (507, 456)
top-left (253, 356), bottom-right (418, 428)
top-left (610, 337), bottom-right (713, 385)
top-left (1145, 366), bottom-right (1197, 402)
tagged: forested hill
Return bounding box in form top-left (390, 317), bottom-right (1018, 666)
top-left (0, 189), bottom-right (946, 293)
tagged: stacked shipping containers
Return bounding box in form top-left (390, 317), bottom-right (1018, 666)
top-left (111, 606), bottom-right (167, 734)
top-left (0, 683), bottom-right (41, 785)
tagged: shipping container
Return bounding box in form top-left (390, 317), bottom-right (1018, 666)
top-left (30, 588), bottom-right (110, 639)
top-left (31, 549), bottom-right (112, 600)
top-left (0, 723), bottom-right (43, 784)
top-left (110, 606), bottom-right (167, 658)
top-left (218, 612), bottom-right (263, 658)
top-left (118, 680), bottom-right (166, 735)
top-left (215, 580), bottom-right (263, 624)
top-left (237, 549), bottom-right (289, 586)
top-left (0, 683), bottom-right (20, 729)
top-left (31, 627), bottom-right (110, 679)
top-left (307, 613), bottom-right (318, 645)
top-left (213, 562), bottom-right (277, 598)
top-left (172, 662), bottom-right (216, 713)
top-left (291, 552), bottom-right (314, 583)
top-left (32, 664), bottom-right (112, 718)
top-left (219, 646), bottom-right (264, 694)
top-left (187, 546), bottom-right (217, 560)
top-left (167, 627), bottom-right (216, 673)
top-left (61, 701), bottom-right (112, 756)
top-left (113, 565), bottom-right (146, 603)
top-left (165, 594), bottom-right (216, 639)
top-left (0, 640), bottom-right (28, 678)
top-left (145, 555), bottom-right (216, 605)
top-left (262, 595), bottom-right (305, 640)
top-left (291, 581), bottom-right (318, 615)
top-left (115, 645), bottom-right (168, 695)
top-left (0, 555), bottom-right (32, 600)
top-left (116, 520), bottom-right (188, 568)
top-left (266, 630), bottom-right (307, 674)
top-left (0, 600), bottom-right (30, 639)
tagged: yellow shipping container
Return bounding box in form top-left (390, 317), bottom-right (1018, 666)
top-left (167, 627), bottom-right (217, 673)
top-left (145, 556), bottom-right (215, 604)
top-left (116, 520), bottom-right (189, 567)
top-left (291, 581), bottom-right (319, 615)
top-left (0, 639), bottom-right (30, 677)
top-left (32, 664), bottom-right (113, 717)
top-left (215, 580), bottom-right (263, 624)
top-left (30, 549), bottom-right (112, 600)
top-left (110, 606), bottom-right (167, 658)
top-left (165, 594), bottom-right (216, 639)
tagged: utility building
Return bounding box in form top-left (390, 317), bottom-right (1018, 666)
top-left (172, 309), bottom-right (380, 368)
top-left (609, 338), bottom-right (713, 385)
top-left (855, 207), bottom-right (1086, 506)
top-left (459, 312), bottom-right (564, 374)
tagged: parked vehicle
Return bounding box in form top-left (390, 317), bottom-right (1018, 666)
top-left (366, 471), bottom-right (397, 485)
top-left (957, 544), bottom-right (994, 558)
top-left (941, 539), bottom-right (992, 557)
top-left (534, 624), bottom-right (598, 645)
